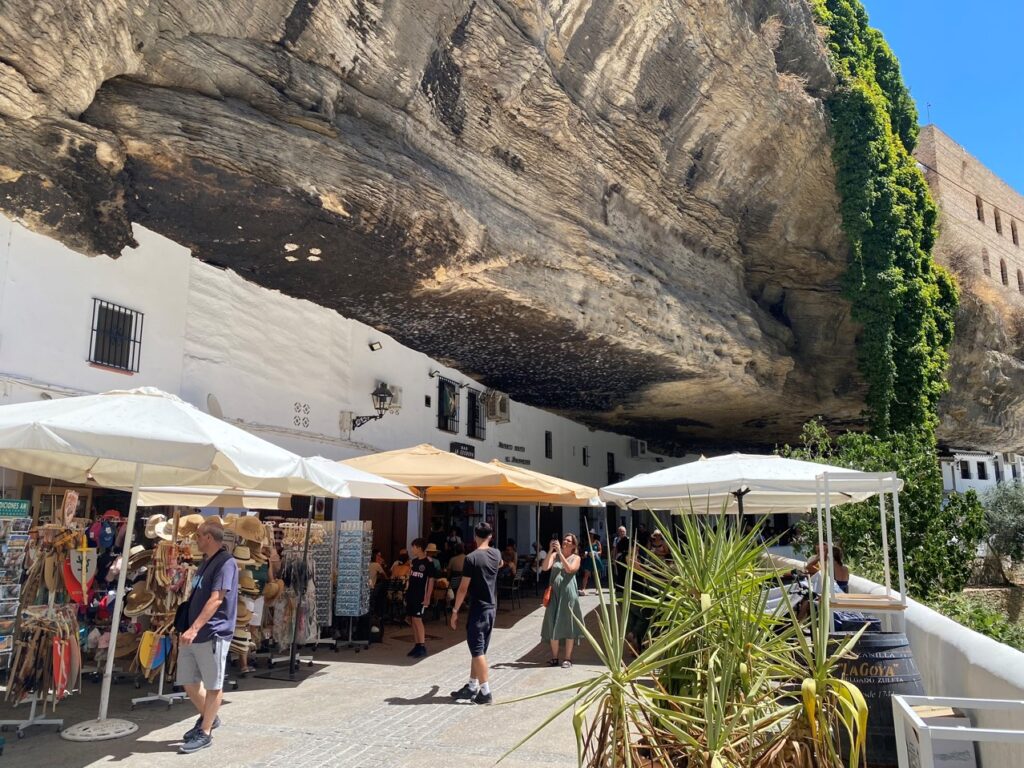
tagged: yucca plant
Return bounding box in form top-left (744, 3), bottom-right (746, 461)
top-left (506, 510), bottom-right (869, 768)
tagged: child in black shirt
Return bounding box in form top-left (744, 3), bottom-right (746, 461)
top-left (406, 538), bottom-right (439, 658)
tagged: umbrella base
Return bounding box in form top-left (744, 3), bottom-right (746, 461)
top-left (61, 718), bottom-right (139, 741)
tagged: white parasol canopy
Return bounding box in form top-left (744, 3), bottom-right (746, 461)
top-left (0, 387), bottom-right (413, 740)
top-left (599, 452), bottom-right (903, 513)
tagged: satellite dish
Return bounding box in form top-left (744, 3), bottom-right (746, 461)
top-left (206, 393), bottom-right (224, 419)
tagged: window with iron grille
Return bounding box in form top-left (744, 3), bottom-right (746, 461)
top-left (437, 376), bottom-right (460, 433)
top-left (467, 389), bottom-right (486, 440)
top-left (89, 299), bottom-right (143, 372)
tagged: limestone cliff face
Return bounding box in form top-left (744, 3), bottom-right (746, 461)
top-left (0, 0), bottom-right (870, 450)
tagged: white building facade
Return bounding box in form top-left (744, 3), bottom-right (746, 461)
top-left (0, 214), bottom-right (679, 558)
top-left (938, 449), bottom-right (1024, 497)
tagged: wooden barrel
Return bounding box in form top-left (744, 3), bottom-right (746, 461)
top-left (833, 631), bottom-right (924, 768)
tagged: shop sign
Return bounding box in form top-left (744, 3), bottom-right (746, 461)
top-left (0, 500), bottom-right (29, 518)
top-left (504, 455), bottom-right (531, 466)
top-left (449, 442), bottom-right (476, 459)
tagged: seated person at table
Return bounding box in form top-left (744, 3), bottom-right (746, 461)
top-left (498, 551), bottom-right (517, 579)
top-left (804, 544), bottom-right (850, 593)
top-left (447, 542), bottom-right (466, 576)
top-left (391, 549), bottom-right (412, 581)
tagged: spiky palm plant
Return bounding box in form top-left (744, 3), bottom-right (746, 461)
top-left (506, 509), bottom-right (869, 768)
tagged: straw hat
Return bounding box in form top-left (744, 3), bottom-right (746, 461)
top-left (229, 629), bottom-right (253, 656)
top-left (113, 633), bottom-right (140, 659)
top-left (152, 518), bottom-right (174, 542)
top-left (238, 569), bottom-right (259, 595)
top-left (247, 542), bottom-right (267, 564)
top-left (124, 585), bottom-right (155, 617)
top-left (144, 514), bottom-right (166, 540)
top-left (262, 578), bottom-right (283, 602)
top-left (232, 544), bottom-right (256, 566)
top-left (177, 513), bottom-right (206, 537)
top-left (235, 516), bottom-right (265, 543)
top-left (235, 602), bottom-right (253, 626)
top-left (189, 541), bottom-right (203, 561)
top-left (223, 514), bottom-right (240, 531)
top-left (128, 546), bottom-right (152, 572)
top-left (425, 543), bottom-right (439, 556)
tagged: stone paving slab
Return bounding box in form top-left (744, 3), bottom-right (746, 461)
top-left (0, 598), bottom-right (602, 767)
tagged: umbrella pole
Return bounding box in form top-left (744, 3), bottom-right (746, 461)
top-left (288, 496), bottom-right (315, 678)
top-left (62, 464), bottom-right (142, 741)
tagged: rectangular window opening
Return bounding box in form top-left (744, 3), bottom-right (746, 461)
top-left (467, 388), bottom-right (486, 440)
top-left (977, 461), bottom-right (988, 481)
top-left (436, 376), bottom-right (460, 434)
top-left (582, 446), bottom-right (590, 467)
top-left (959, 460), bottom-right (971, 480)
top-left (544, 431), bottom-right (553, 459)
top-left (89, 299), bottom-right (143, 372)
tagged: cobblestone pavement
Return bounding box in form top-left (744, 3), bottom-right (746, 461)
top-left (1, 598), bottom-right (602, 767)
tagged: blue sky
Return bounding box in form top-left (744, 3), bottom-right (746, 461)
top-left (860, 0), bottom-right (1024, 194)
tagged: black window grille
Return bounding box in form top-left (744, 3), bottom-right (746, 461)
top-left (89, 299), bottom-right (143, 372)
top-left (467, 389), bottom-right (486, 440)
top-left (544, 431), bottom-right (553, 459)
top-left (437, 376), bottom-right (460, 434)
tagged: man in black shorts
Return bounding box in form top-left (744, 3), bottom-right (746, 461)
top-left (449, 522), bottom-right (502, 704)
top-left (405, 538), bottom-right (438, 658)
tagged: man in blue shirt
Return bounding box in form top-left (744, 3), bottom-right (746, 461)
top-left (177, 521), bottom-right (238, 753)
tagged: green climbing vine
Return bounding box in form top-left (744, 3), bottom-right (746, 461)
top-left (812, 0), bottom-right (958, 437)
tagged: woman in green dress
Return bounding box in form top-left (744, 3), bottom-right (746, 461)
top-left (541, 532), bottom-right (583, 668)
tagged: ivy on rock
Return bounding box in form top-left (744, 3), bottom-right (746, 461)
top-left (813, 0), bottom-right (957, 436)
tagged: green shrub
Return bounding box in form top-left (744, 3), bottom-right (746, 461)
top-left (929, 592), bottom-right (1024, 652)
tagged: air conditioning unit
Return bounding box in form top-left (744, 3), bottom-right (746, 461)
top-left (485, 391), bottom-right (510, 422)
top-left (630, 438), bottom-right (648, 458)
top-left (377, 381), bottom-right (402, 410)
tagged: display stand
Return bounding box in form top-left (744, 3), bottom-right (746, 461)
top-left (257, 503), bottom-right (318, 681)
top-left (338, 616), bottom-right (368, 652)
top-left (0, 692), bottom-right (63, 738)
top-left (130, 670), bottom-right (187, 710)
top-left (334, 521), bottom-right (371, 652)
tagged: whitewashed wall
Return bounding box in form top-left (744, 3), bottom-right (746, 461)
top-left (0, 217), bottom-right (189, 395)
top-left (0, 213), bottom-right (680, 493)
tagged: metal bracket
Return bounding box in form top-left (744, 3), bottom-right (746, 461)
top-left (352, 414), bottom-right (382, 430)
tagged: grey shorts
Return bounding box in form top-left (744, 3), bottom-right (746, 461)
top-left (176, 637), bottom-right (230, 691)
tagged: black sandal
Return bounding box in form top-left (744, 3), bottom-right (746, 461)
top-left (548, 657), bottom-right (560, 667)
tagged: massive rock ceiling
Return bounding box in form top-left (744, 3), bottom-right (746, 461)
top-left (0, 0), bottom-right (1013, 452)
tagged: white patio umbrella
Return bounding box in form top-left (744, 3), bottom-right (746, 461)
top-left (601, 452), bottom-right (908, 622)
top-left (599, 452), bottom-right (901, 514)
top-left (0, 387), bottom-right (414, 740)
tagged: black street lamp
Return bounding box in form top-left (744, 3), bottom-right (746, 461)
top-left (352, 383), bottom-right (394, 429)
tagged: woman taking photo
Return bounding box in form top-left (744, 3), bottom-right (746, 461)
top-left (541, 533), bottom-right (584, 668)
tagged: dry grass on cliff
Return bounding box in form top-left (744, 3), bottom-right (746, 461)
top-left (761, 15), bottom-right (785, 51)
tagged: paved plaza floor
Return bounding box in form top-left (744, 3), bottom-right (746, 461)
top-left (0, 597), bottom-right (600, 767)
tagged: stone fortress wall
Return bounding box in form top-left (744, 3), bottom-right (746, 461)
top-left (916, 125), bottom-right (1024, 298)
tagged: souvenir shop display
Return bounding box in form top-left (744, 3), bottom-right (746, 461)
top-left (0, 500), bottom-right (32, 670)
top-left (1, 604), bottom-right (79, 737)
top-left (334, 521), bottom-right (372, 651)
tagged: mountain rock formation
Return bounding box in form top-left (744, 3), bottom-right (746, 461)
top-left (0, 0), bottom-right (1010, 451)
